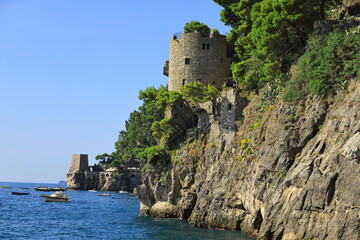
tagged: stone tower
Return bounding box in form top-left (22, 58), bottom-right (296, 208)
top-left (168, 32), bottom-right (232, 91)
top-left (68, 154), bottom-right (89, 173)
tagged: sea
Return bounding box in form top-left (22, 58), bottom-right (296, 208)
top-left (0, 182), bottom-right (254, 240)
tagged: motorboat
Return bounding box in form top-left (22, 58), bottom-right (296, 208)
top-left (12, 192), bottom-right (30, 195)
top-left (119, 187), bottom-right (128, 194)
top-left (97, 193), bottom-right (111, 196)
top-left (34, 186), bottom-right (52, 191)
top-left (43, 191), bottom-right (69, 202)
top-left (52, 186), bottom-right (67, 191)
top-left (34, 186), bottom-right (67, 192)
top-left (88, 189), bottom-right (97, 192)
top-left (1, 186), bottom-right (12, 189)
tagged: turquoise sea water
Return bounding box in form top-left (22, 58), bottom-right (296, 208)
top-left (0, 182), bottom-right (253, 240)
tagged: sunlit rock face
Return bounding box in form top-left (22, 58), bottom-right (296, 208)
top-left (136, 83), bottom-right (360, 239)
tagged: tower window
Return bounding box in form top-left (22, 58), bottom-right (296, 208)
top-left (185, 58), bottom-right (190, 64)
top-left (182, 79), bottom-right (188, 85)
top-left (196, 79), bottom-right (201, 82)
top-left (228, 103), bottom-right (232, 110)
top-left (202, 43), bottom-right (210, 50)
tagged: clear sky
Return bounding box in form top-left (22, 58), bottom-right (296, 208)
top-left (0, 0), bottom-right (230, 183)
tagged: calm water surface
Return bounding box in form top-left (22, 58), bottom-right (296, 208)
top-left (0, 182), bottom-right (253, 240)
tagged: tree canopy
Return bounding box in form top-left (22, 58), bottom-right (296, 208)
top-left (109, 86), bottom-right (167, 168)
top-left (213, 0), bottom-right (340, 90)
top-left (184, 21), bottom-right (211, 35)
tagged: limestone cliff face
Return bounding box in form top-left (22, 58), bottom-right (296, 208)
top-left (135, 82), bottom-right (360, 239)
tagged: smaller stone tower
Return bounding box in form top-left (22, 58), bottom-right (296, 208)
top-left (168, 31), bottom-right (232, 91)
top-left (68, 154), bottom-right (89, 173)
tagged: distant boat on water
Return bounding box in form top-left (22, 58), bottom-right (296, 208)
top-left (119, 187), bottom-right (128, 194)
top-left (97, 193), bottom-right (110, 196)
top-left (12, 192), bottom-right (30, 195)
top-left (34, 186), bottom-right (67, 192)
top-left (1, 186), bottom-right (12, 189)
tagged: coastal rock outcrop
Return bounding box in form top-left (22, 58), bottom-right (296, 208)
top-left (135, 82), bottom-right (360, 239)
top-left (66, 154), bottom-right (141, 191)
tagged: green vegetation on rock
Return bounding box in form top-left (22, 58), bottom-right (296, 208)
top-left (283, 23), bottom-right (360, 101)
top-left (104, 86), bottom-right (167, 168)
top-left (213, 0), bottom-right (353, 93)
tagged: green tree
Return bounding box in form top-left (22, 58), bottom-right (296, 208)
top-left (180, 82), bottom-right (221, 115)
top-left (213, 0), bottom-right (333, 90)
top-left (139, 85), bottom-right (192, 125)
top-left (184, 21), bottom-right (211, 35)
top-left (110, 86), bottom-right (167, 168)
top-left (95, 153), bottom-right (112, 163)
top-left (136, 145), bottom-right (171, 174)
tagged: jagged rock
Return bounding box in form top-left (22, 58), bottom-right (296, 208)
top-left (341, 132), bottom-right (360, 162)
top-left (339, 0), bottom-right (360, 18)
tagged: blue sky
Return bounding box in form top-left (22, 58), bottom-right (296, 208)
top-left (0, 0), bottom-right (230, 183)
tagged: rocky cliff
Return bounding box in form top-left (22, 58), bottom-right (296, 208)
top-left (135, 81), bottom-right (360, 239)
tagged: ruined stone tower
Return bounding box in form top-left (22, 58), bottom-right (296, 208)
top-left (68, 154), bottom-right (89, 173)
top-left (167, 31), bottom-right (232, 91)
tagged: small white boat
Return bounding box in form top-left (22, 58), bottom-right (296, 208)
top-left (43, 191), bottom-right (69, 202)
top-left (119, 187), bottom-right (128, 194)
top-left (97, 193), bottom-right (110, 196)
top-left (88, 189), bottom-right (97, 192)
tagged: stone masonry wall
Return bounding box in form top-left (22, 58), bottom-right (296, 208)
top-left (68, 154), bottom-right (89, 173)
top-left (168, 32), bottom-right (232, 91)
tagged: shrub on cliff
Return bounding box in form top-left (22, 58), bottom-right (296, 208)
top-left (283, 24), bottom-right (360, 101)
top-left (137, 145), bottom-right (171, 173)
